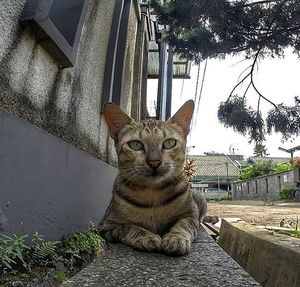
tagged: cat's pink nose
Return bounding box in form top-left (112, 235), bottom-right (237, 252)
top-left (147, 160), bottom-right (161, 169)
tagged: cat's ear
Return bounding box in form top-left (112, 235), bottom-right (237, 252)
top-left (102, 102), bottom-right (133, 140)
top-left (168, 100), bottom-right (194, 136)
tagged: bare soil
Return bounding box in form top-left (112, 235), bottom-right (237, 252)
top-left (207, 200), bottom-right (300, 226)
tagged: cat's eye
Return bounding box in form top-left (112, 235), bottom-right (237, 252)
top-left (128, 140), bottom-right (144, 151)
top-left (163, 139), bottom-right (176, 150)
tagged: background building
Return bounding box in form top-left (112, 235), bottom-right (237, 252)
top-left (190, 153), bottom-right (240, 192)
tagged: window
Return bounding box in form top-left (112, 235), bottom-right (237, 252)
top-left (22, 0), bottom-right (89, 67)
top-left (255, 180), bottom-right (258, 194)
top-left (265, 178), bottom-right (269, 193)
top-left (278, 176), bottom-right (281, 190)
top-left (101, 0), bottom-right (132, 108)
top-left (247, 182), bottom-right (250, 194)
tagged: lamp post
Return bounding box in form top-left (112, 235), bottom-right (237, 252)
top-left (278, 145), bottom-right (300, 162)
top-left (186, 145), bottom-right (195, 158)
top-left (226, 162), bottom-right (229, 191)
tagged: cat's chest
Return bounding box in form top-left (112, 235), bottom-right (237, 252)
top-left (123, 195), bottom-right (189, 233)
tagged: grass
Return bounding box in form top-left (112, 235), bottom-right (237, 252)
top-left (0, 227), bottom-right (105, 287)
top-left (276, 230), bottom-right (300, 238)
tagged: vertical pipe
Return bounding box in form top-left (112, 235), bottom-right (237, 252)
top-left (166, 45), bottom-right (173, 119)
top-left (157, 41), bottom-right (168, 120)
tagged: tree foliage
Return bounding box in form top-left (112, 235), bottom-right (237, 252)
top-left (266, 96), bottom-right (300, 140)
top-left (240, 160), bottom-right (275, 180)
top-left (254, 143), bottom-right (269, 157)
top-left (218, 96), bottom-right (265, 142)
top-left (151, 0), bottom-right (300, 60)
top-left (239, 160), bottom-right (293, 180)
top-left (151, 0), bottom-right (300, 142)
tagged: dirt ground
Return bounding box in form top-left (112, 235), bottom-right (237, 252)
top-left (207, 200), bottom-right (300, 226)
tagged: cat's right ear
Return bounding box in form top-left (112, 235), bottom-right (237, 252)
top-left (102, 102), bottom-right (133, 140)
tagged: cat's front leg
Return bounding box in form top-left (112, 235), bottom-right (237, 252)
top-left (100, 223), bottom-right (162, 252)
top-left (162, 217), bottom-right (199, 256)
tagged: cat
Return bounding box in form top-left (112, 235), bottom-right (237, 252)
top-left (99, 100), bottom-right (208, 256)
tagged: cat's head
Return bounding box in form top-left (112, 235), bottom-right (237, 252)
top-left (103, 100), bottom-right (194, 185)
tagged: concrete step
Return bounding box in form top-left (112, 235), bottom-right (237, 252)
top-left (63, 228), bottom-right (260, 287)
top-left (219, 219), bottom-right (300, 287)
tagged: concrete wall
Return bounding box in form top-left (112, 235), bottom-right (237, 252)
top-left (232, 169), bottom-right (296, 201)
top-left (120, 2), bottom-right (138, 114)
top-left (0, 0), bottom-right (141, 164)
top-left (219, 219), bottom-right (300, 287)
top-left (0, 108), bottom-right (118, 240)
top-left (0, 0), bottom-right (146, 239)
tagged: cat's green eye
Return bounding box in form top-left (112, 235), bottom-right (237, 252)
top-left (128, 140), bottom-right (144, 151)
top-left (163, 139), bottom-right (176, 150)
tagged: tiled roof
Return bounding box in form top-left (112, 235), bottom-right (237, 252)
top-left (251, 156), bottom-right (290, 164)
top-left (189, 155), bottom-right (240, 181)
top-left (228, 155), bottom-right (290, 168)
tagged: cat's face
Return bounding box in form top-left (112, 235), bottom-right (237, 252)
top-left (103, 101), bottom-right (194, 185)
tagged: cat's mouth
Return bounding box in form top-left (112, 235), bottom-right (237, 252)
top-left (150, 169), bottom-right (159, 176)
top-left (148, 168), bottom-right (168, 177)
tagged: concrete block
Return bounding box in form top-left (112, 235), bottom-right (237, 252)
top-left (64, 229), bottom-right (260, 287)
top-left (219, 219), bottom-right (300, 287)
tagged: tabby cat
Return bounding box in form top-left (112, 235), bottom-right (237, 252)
top-left (99, 100), bottom-right (207, 256)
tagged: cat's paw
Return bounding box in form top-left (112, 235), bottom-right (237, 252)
top-left (162, 233), bottom-right (191, 256)
top-left (100, 229), bottom-right (118, 243)
top-left (136, 234), bottom-right (162, 252)
top-left (202, 215), bottom-right (219, 224)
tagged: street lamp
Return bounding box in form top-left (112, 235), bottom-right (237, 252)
top-left (278, 145), bottom-right (300, 162)
top-left (186, 145), bottom-right (195, 157)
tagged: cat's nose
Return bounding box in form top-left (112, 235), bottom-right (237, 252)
top-left (147, 159), bottom-right (161, 169)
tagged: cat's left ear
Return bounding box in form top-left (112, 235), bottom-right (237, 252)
top-left (168, 100), bottom-right (194, 136)
top-left (102, 102), bottom-right (134, 140)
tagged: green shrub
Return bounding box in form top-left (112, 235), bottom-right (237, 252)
top-left (219, 195), bottom-right (232, 201)
top-left (0, 234), bottom-right (29, 270)
top-left (273, 162), bottom-right (293, 172)
top-left (31, 232), bottom-right (58, 263)
top-left (240, 160), bottom-right (275, 180)
top-left (240, 160), bottom-right (294, 180)
top-left (52, 271), bottom-right (68, 283)
top-left (0, 228), bottom-right (104, 278)
top-left (63, 230), bottom-right (104, 260)
top-left (278, 186), bottom-right (294, 200)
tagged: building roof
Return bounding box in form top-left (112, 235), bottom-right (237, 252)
top-left (250, 156), bottom-right (290, 165)
top-left (190, 154), bottom-right (240, 182)
top-left (147, 41), bottom-right (191, 79)
top-left (227, 155), bottom-right (290, 168)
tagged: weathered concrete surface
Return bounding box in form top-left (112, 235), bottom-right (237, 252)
top-left (232, 169), bottom-right (296, 201)
top-left (0, 0), bottom-right (120, 163)
top-left (0, 108), bottom-right (117, 241)
top-left (63, 229), bottom-right (260, 287)
top-left (219, 219), bottom-right (300, 287)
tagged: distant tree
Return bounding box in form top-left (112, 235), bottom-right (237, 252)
top-left (240, 160), bottom-right (293, 180)
top-left (254, 143), bottom-right (269, 157)
top-left (240, 160), bottom-right (275, 180)
top-left (151, 0), bottom-right (300, 142)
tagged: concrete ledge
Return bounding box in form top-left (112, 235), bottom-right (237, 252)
top-left (219, 219), bottom-right (300, 287)
top-left (63, 229), bottom-right (260, 287)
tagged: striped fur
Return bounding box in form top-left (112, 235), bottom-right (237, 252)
top-left (99, 100), bottom-right (207, 256)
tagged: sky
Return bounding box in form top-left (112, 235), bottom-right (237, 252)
top-left (147, 48), bottom-right (300, 158)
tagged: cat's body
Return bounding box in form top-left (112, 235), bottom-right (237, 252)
top-left (99, 101), bottom-right (208, 256)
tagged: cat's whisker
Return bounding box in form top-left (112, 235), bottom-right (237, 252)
top-left (118, 173), bottom-right (139, 189)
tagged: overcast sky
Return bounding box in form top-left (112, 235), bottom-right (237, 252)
top-left (147, 48), bottom-right (300, 158)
